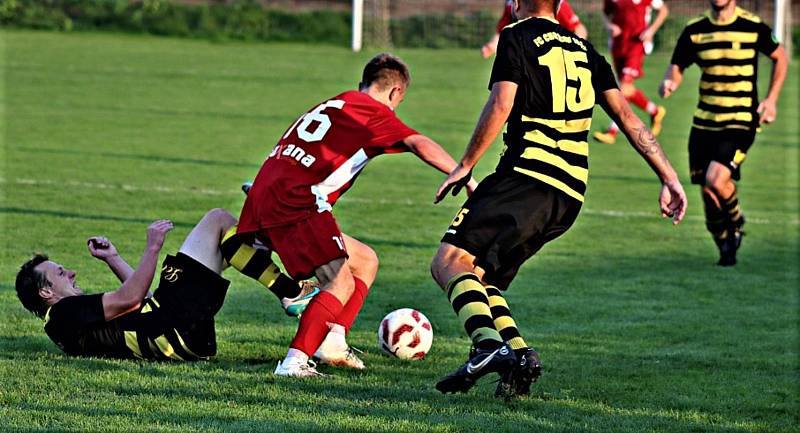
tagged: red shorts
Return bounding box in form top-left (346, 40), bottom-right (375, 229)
top-left (254, 211), bottom-right (348, 280)
top-left (613, 48), bottom-right (645, 82)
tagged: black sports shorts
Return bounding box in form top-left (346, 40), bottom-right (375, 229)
top-left (441, 171), bottom-right (582, 290)
top-left (688, 127), bottom-right (756, 184)
top-left (150, 253), bottom-right (230, 358)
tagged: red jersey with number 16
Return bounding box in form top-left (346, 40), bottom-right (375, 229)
top-left (238, 90), bottom-right (418, 231)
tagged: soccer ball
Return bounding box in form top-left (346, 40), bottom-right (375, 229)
top-left (377, 308), bottom-right (433, 360)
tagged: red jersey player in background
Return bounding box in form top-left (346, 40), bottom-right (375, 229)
top-left (236, 53), bottom-right (478, 377)
top-left (481, 0), bottom-right (587, 58)
top-left (593, 0), bottom-right (669, 144)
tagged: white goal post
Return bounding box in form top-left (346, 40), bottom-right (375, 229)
top-left (351, 0), bottom-right (792, 53)
top-left (352, 0), bottom-right (363, 52)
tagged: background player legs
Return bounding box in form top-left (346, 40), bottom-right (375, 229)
top-left (702, 161), bottom-right (744, 266)
top-left (594, 79), bottom-right (665, 144)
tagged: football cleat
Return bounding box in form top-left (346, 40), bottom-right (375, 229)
top-left (314, 334), bottom-right (366, 370)
top-left (274, 357), bottom-right (325, 377)
top-left (592, 130), bottom-right (617, 145)
top-left (435, 343), bottom-right (516, 394)
top-left (496, 348), bottom-right (542, 398)
top-left (717, 229), bottom-right (744, 267)
top-left (241, 181), bottom-right (253, 195)
top-left (281, 280), bottom-right (320, 317)
top-left (651, 105), bottom-right (667, 136)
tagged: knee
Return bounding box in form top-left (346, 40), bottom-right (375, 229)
top-left (362, 245), bottom-right (379, 272)
top-left (431, 244), bottom-right (463, 290)
top-left (206, 208), bottom-right (237, 231)
top-left (704, 175), bottom-right (726, 196)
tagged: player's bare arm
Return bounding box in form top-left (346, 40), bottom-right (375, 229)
top-left (101, 220), bottom-right (173, 320)
top-left (435, 80), bottom-right (518, 203)
top-left (600, 88), bottom-right (687, 223)
top-left (87, 236), bottom-right (134, 283)
top-left (640, 3), bottom-right (668, 43)
top-left (659, 64), bottom-right (684, 99)
top-left (758, 45), bottom-right (788, 124)
top-left (403, 134), bottom-right (478, 194)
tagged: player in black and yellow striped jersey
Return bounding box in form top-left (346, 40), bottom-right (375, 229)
top-left (14, 208), bottom-right (314, 361)
top-left (660, 0), bottom-right (788, 266)
top-left (431, 0), bottom-right (687, 398)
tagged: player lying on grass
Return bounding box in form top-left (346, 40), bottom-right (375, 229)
top-left (237, 53), bottom-right (478, 377)
top-left (14, 208), bottom-right (319, 360)
top-left (430, 0), bottom-right (687, 399)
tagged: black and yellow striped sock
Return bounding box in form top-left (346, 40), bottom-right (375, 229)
top-left (702, 190), bottom-right (727, 241)
top-left (722, 187), bottom-right (744, 230)
top-left (446, 273), bottom-right (503, 350)
top-left (220, 226), bottom-right (301, 300)
top-left (485, 285), bottom-right (528, 356)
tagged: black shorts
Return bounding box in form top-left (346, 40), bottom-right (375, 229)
top-left (688, 127), bottom-right (756, 184)
top-left (148, 253), bottom-right (230, 358)
top-left (441, 171), bottom-right (582, 290)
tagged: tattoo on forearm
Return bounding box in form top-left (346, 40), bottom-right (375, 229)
top-left (633, 126), bottom-right (661, 156)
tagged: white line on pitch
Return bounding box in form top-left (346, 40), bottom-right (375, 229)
top-left (2, 177), bottom-right (798, 226)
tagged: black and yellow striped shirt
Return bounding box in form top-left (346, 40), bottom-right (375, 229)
top-left (490, 17), bottom-right (617, 203)
top-left (44, 294), bottom-right (206, 361)
top-left (671, 7), bottom-right (779, 131)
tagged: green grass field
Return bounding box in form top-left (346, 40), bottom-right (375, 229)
top-left (1, 30), bottom-right (798, 432)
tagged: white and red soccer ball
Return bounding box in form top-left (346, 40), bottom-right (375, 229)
top-left (377, 308), bottom-right (433, 360)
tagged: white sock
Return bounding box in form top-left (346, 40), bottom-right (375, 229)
top-left (646, 101), bottom-right (658, 115)
top-left (285, 348), bottom-right (309, 364)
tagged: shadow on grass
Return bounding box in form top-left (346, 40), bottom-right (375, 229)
top-left (0, 206), bottom-right (196, 228)
top-left (11, 145), bottom-right (262, 170)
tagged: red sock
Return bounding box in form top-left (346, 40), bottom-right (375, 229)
top-left (289, 291), bottom-right (343, 356)
top-left (336, 277), bottom-right (369, 332)
top-left (627, 88), bottom-right (650, 112)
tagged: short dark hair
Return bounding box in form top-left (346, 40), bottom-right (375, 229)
top-left (521, 0), bottom-right (560, 12)
top-left (359, 53), bottom-right (411, 91)
top-left (16, 254), bottom-right (51, 318)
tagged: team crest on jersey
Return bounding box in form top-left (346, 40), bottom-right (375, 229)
top-left (269, 143), bottom-right (317, 168)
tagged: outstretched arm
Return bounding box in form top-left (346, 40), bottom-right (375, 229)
top-left (101, 220), bottom-right (173, 321)
top-left (434, 80), bottom-right (517, 203)
top-left (88, 236), bottom-right (134, 283)
top-left (757, 45), bottom-right (788, 124)
top-left (599, 88), bottom-right (687, 224)
top-left (404, 134), bottom-right (480, 198)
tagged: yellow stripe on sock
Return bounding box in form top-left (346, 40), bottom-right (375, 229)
top-left (258, 263), bottom-right (281, 288)
top-left (494, 316), bottom-right (516, 332)
top-left (229, 246), bottom-right (256, 271)
top-left (507, 337), bottom-right (527, 351)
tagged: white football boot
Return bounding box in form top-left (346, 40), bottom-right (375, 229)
top-left (313, 331), bottom-right (365, 370)
top-left (273, 357), bottom-right (325, 377)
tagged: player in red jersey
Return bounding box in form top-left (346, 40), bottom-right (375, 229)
top-left (237, 53), bottom-right (477, 377)
top-left (481, 0), bottom-right (587, 58)
top-left (593, 0), bottom-right (669, 144)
